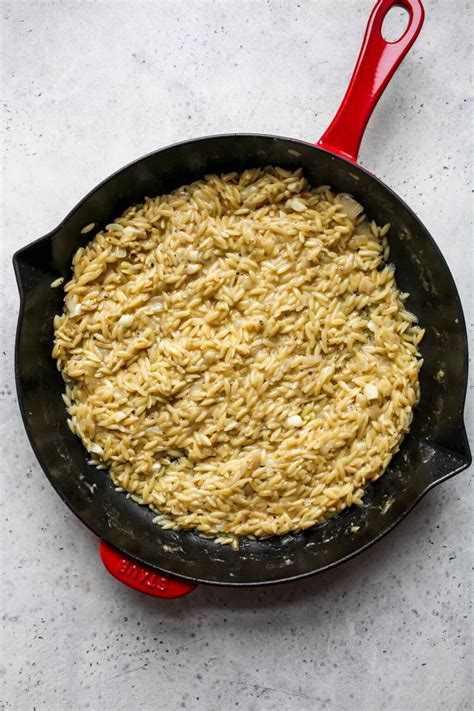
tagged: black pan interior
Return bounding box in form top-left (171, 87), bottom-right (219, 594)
top-left (13, 135), bottom-right (471, 586)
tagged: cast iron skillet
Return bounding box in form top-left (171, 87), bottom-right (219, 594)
top-left (13, 0), bottom-right (471, 598)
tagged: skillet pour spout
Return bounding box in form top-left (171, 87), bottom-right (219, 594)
top-left (13, 0), bottom-right (471, 597)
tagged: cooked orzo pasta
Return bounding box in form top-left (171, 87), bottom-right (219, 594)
top-left (52, 167), bottom-right (423, 546)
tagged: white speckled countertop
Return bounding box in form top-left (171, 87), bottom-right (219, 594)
top-left (1, 1), bottom-right (472, 709)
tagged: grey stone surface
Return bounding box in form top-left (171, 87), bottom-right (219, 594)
top-left (1, 1), bottom-right (472, 709)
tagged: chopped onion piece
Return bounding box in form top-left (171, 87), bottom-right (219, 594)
top-left (287, 414), bottom-right (303, 427)
top-left (118, 314), bottom-right (134, 328)
top-left (287, 198), bottom-right (306, 212)
top-left (69, 302), bottom-right (82, 317)
top-left (364, 383), bottom-right (379, 400)
top-left (337, 193), bottom-right (364, 220)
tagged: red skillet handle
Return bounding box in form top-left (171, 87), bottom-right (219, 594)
top-left (99, 540), bottom-right (197, 598)
top-left (317, 0), bottom-right (424, 163)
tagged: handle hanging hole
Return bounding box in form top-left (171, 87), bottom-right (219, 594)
top-left (382, 7), bottom-right (410, 42)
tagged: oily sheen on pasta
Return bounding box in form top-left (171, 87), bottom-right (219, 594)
top-left (52, 168), bottom-right (423, 546)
